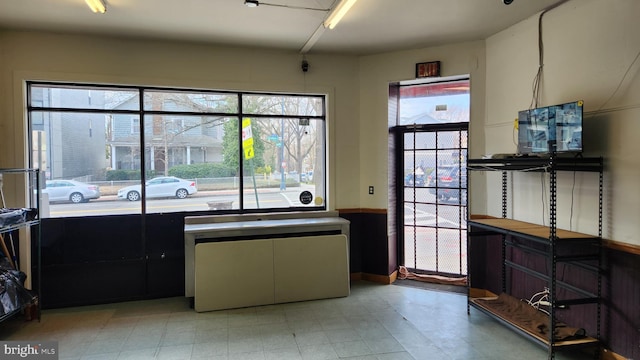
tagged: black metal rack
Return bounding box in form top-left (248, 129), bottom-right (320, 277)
top-left (0, 168), bottom-right (41, 323)
top-left (466, 155), bottom-right (603, 359)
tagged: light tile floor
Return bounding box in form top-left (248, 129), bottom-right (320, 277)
top-left (0, 281), bottom-right (596, 360)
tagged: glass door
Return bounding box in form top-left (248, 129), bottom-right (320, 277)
top-left (402, 125), bottom-right (467, 275)
top-left (396, 78), bottom-right (469, 277)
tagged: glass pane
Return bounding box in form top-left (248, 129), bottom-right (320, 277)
top-left (403, 200), bottom-right (437, 227)
top-left (403, 133), bottom-right (414, 150)
top-left (437, 131), bottom-right (459, 149)
top-left (437, 228), bottom-right (466, 275)
top-left (403, 226), bottom-right (417, 268)
top-left (31, 111), bottom-right (129, 218)
top-left (144, 90), bottom-right (238, 113)
top-left (415, 132), bottom-right (436, 150)
top-left (241, 117), bottom-right (325, 210)
top-left (404, 149), bottom-right (437, 188)
top-left (415, 227), bottom-right (437, 270)
top-left (242, 95), bottom-right (324, 116)
top-left (30, 84), bottom-right (140, 111)
top-left (398, 80), bottom-right (470, 125)
top-left (141, 115), bottom-right (237, 213)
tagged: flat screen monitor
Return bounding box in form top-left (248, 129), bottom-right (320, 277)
top-left (517, 100), bottom-right (583, 155)
top-left (553, 100), bottom-right (583, 152)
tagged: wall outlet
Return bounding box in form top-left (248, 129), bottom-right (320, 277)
top-left (368, 186), bottom-right (374, 195)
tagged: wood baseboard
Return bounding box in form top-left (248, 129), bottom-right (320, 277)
top-left (350, 271), bottom-right (397, 284)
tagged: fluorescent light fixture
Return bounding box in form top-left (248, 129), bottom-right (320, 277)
top-left (323, 0), bottom-right (357, 29)
top-left (244, 0), bottom-right (259, 7)
top-left (85, 0), bottom-right (106, 13)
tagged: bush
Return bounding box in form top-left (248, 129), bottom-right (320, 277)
top-left (168, 163), bottom-right (237, 178)
top-left (106, 170), bottom-right (140, 181)
top-left (106, 169), bottom-right (157, 181)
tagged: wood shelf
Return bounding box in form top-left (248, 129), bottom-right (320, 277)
top-left (466, 154), bottom-right (603, 359)
top-left (469, 217), bottom-right (599, 242)
top-left (469, 294), bottom-right (599, 349)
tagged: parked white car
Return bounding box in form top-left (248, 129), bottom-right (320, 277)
top-left (43, 180), bottom-right (101, 204)
top-left (117, 176), bottom-right (197, 201)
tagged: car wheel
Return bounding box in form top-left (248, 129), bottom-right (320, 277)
top-left (175, 188), bottom-right (188, 199)
top-left (126, 191), bottom-right (141, 201)
top-left (69, 192), bottom-right (84, 204)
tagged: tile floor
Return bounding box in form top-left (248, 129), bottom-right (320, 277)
top-left (0, 281), bottom-right (596, 360)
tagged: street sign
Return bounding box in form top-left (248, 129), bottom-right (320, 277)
top-left (242, 118), bottom-right (255, 160)
top-left (244, 147), bottom-right (255, 159)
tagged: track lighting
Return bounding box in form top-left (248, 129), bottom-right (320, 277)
top-left (245, 0), bottom-right (259, 7)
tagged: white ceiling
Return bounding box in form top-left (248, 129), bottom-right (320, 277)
top-left (0, 0), bottom-right (562, 55)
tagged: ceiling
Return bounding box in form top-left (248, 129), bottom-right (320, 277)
top-left (0, 0), bottom-right (562, 55)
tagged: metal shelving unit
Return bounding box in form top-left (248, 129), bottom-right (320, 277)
top-left (0, 168), bottom-right (41, 323)
top-left (466, 155), bottom-right (603, 359)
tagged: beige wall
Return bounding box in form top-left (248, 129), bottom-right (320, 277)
top-left (358, 41), bottom-right (487, 212)
top-left (0, 30), bottom-right (360, 210)
top-left (484, 0), bottom-right (640, 245)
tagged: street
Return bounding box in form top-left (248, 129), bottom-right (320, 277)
top-left (42, 185), bottom-right (317, 218)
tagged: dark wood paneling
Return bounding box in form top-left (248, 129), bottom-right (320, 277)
top-left (40, 213), bottom-right (187, 308)
top-left (602, 247), bottom-right (640, 360)
top-left (340, 212), bottom-right (363, 273)
top-left (41, 215), bottom-right (144, 265)
top-left (468, 232), bottom-right (503, 295)
top-left (469, 228), bottom-right (640, 359)
top-left (41, 260), bottom-right (146, 308)
top-left (145, 213), bottom-right (187, 298)
top-left (339, 211), bottom-right (389, 276)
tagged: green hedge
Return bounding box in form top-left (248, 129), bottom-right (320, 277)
top-left (168, 163), bottom-right (237, 178)
top-left (107, 163), bottom-right (237, 180)
top-left (106, 170), bottom-right (156, 180)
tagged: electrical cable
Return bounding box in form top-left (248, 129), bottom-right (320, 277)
top-left (529, 0), bottom-right (569, 227)
top-left (597, 48), bottom-right (640, 112)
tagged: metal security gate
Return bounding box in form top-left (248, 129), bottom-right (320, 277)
top-left (400, 123), bottom-right (468, 276)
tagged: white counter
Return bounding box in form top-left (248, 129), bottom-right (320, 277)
top-left (184, 213), bottom-right (350, 311)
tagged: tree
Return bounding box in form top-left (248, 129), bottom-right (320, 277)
top-left (221, 119), bottom-right (266, 171)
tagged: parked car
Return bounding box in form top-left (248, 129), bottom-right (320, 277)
top-left (117, 176), bottom-right (198, 201)
top-left (427, 165), bottom-right (467, 202)
top-left (404, 173), bottom-right (425, 187)
top-left (43, 180), bottom-right (101, 204)
top-left (299, 170), bottom-right (314, 182)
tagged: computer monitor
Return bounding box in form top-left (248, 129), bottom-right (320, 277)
top-left (517, 100), bottom-right (583, 155)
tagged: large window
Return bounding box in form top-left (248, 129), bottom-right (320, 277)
top-left (28, 83), bottom-right (326, 218)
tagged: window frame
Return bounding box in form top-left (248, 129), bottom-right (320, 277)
top-left (27, 81), bottom-right (328, 216)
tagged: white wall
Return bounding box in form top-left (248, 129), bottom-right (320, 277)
top-left (0, 30), bottom-right (360, 210)
top-left (484, 0), bottom-right (640, 245)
